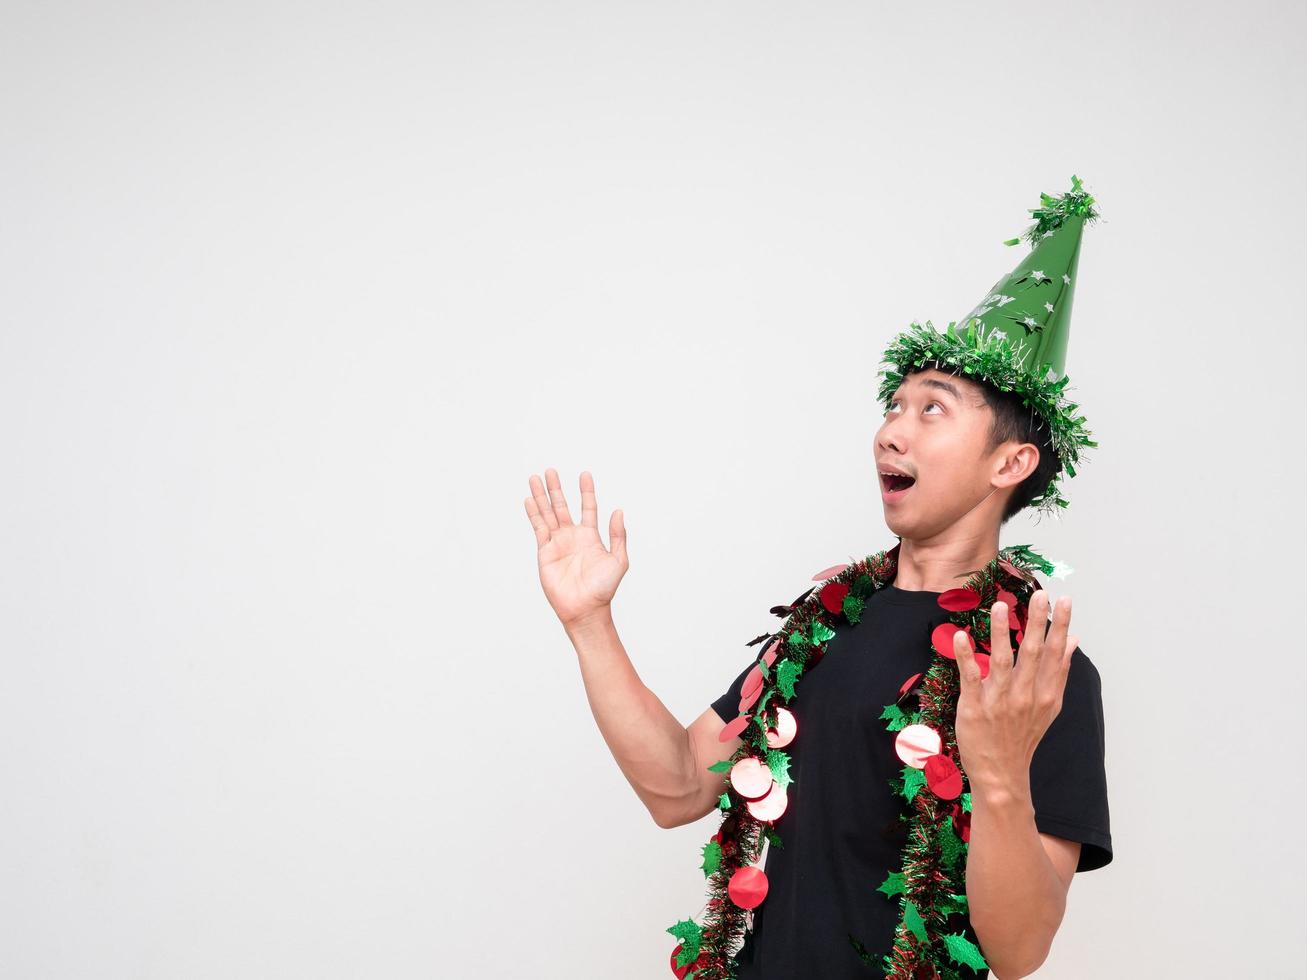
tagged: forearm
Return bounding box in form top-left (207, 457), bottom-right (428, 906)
top-left (564, 608), bottom-right (699, 827)
top-left (965, 777), bottom-right (1064, 978)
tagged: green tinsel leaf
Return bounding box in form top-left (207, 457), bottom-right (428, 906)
top-left (786, 631), bottom-right (811, 652)
top-left (755, 687), bottom-right (773, 719)
top-left (843, 593), bottom-right (864, 624)
top-left (706, 759), bottom-right (732, 774)
top-left (900, 766), bottom-right (926, 802)
top-left (1004, 543), bottom-right (1057, 577)
top-left (938, 891), bottom-right (969, 916)
top-left (666, 919), bottom-right (703, 965)
top-left (848, 934), bottom-right (876, 965)
top-left (961, 792), bottom-right (972, 813)
top-left (810, 621), bottom-right (836, 644)
top-left (700, 840), bottom-right (723, 877)
top-left (851, 573), bottom-right (876, 599)
top-left (764, 826), bottom-right (784, 849)
top-left (903, 899), bottom-right (928, 942)
top-left (938, 818), bottom-right (966, 869)
top-left (765, 748), bottom-right (793, 790)
top-left (775, 660), bottom-right (802, 701)
top-left (879, 702), bottom-right (911, 733)
top-left (877, 871), bottom-right (905, 898)
top-left (942, 931), bottom-right (990, 971)
top-left (717, 792), bottom-right (731, 810)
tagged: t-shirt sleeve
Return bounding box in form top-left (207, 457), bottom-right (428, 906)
top-left (710, 656), bottom-right (759, 724)
top-left (1029, 645), bottom-right (1114, 872)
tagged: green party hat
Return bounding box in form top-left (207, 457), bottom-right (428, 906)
top-left (876, 175), bottom-right (1100, 515)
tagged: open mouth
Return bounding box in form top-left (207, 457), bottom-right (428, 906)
top-left (879, 471), bottom-right (917, 498)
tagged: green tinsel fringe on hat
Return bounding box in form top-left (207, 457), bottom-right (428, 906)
top-left (1002, 174), bottom-right (1099, 248)
top-left (876, 320), bottom-right (1096, 514)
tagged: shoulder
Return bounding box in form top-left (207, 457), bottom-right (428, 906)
top-left (1046, 644), bottom-right (1106, 735)
top-left (1067, 645), bottom-right (1102, 690)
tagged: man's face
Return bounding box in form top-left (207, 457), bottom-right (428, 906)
top-left (874, 368), bottom-right (1009, 539)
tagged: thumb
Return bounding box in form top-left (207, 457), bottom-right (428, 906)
top-left (609, 508), bottom-right (628, 565)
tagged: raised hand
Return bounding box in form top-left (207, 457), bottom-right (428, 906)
top-left (524, 468), bottom-right (629, 629)
top-left (951, 590), bottom-right (1079, 797)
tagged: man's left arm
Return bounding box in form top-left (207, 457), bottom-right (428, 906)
top-left (951, 590), bottom-right (1083, 978)
top-left (966, 783), bottom-right (1080, 976)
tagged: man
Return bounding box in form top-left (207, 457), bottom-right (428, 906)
top-left (524, 176), bottom-right (1111, 978)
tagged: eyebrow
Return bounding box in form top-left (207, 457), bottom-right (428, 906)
top-left (894, 377), bottom-right (964, 402)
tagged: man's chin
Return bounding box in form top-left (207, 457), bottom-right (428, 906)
top-left (883, 507), bottom-right (944, 543)
top-left (882, 511), bottom-right (910, 538)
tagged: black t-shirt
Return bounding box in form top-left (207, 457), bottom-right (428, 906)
top-left (709, 581), bottom-right (1112, 979)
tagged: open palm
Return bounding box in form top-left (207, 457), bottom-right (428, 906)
top-left (524, 468), bottom-right (629, 627)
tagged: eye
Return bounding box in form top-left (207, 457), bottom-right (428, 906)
top-left (886, 399), bottom-right (943, 415)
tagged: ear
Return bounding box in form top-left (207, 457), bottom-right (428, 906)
top-left (992, 442), bottom-right (1040, 489)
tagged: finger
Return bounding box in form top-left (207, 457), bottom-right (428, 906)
top-left (544, 467), bottom-right (575, 526)
top-left (1062, 633), bottom-right (1078, 672)
top-left (988, 600), bottom-right (1015, 684)
top-left (579, 471), bottom-right (599, 529)
top-left (524, 494), bottom-right (551, 547)
top-left (529, 473), bottom-right (558, 530)
top-left (953, 629), bottom-right (983, 691)
top-left (1039, 594), bottom-right (1073, 686)
top-left (1014, 590), bottom-right (1049, 687)
top-left (1042, 633), bottom-right (1078, 714)
top-left (609, 508), bottom-right (628, 565)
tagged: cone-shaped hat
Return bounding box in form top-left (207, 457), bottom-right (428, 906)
top-left (955, 174), bottom-right (1097, 377)
top-left (876, 175), bottom-right (1100, 515)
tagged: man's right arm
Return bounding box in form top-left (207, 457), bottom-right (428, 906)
top-left (566, 608), bottom-right (743, 828)
top-left (524, 468), bottom-right (742, 829)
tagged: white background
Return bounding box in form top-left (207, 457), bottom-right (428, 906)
top-left (3, 1), bottom-right (1303, 976)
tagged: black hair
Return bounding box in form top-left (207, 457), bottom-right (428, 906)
top-left (909, 363), bottom-right (1062, 524)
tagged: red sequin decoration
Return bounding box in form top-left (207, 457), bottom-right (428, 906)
top-left (738, 683), bottom-right (762, 712)
top-left (937, 587), bottom-right (981, 611)
top-left (764, 707), bottom-right (797, 748)
top-left (897, 672), bottom-right (923, 701)
top-left (746, 782), bottom-right (788, 822)
top-left (952, 803), bottom-right (972, 843)
top-left (729, 757), bottom-right (773, 799)
top-left (718, 713), bottom-right (750, 743)
top-left (932, 622), bottom-right (973, 660)
top-left (924, 753), bottom-right (963, 799)
top-left (727, 866), bottom-right (769, 909)
top-left (811, 562), bottom-right (849, 581)
top-left (819, 581), bottom-right (851, 614)
top-left (894, 723), bottom-right (942, 768)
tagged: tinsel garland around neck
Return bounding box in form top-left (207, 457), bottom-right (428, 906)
top-left (666, 541), bottom-right (1059, 980)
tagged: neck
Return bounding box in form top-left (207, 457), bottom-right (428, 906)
top-left (890, 527), bottom-right (1001, 593)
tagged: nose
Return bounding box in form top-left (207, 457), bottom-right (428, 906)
top-left (876, 416), bottom-right (905, 456)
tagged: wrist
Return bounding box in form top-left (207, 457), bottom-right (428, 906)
top-left (562, 604), bottom-right (616, 640)
top-left (968, 766), bottom-right (1034, 810)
